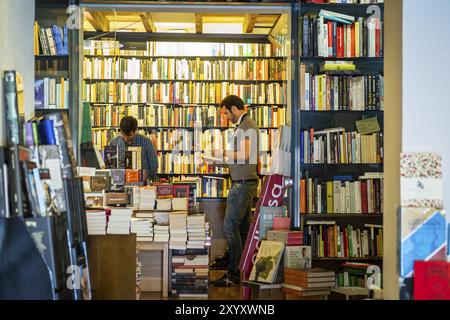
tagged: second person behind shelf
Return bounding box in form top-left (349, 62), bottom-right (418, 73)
top-left (107, 116), bottom-right (158, 180)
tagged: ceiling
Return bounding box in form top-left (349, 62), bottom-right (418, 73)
top-left (83, 11), bottom-right (287, 35)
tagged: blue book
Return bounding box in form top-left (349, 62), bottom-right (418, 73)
top-left (333, 175), bottom-right (353, 182)
top-left (38, 119), bottom-right (56, 145)
top-left (332, 22), bottom-right (338, 58)
top-left (302, 16), bottom-right (310, 57)
top-left (34, 79), bottom-right (45, 109)
top-left (51, 25), bottom-right (62, 56)
top-left (63, 25), bottom-right (68, 55)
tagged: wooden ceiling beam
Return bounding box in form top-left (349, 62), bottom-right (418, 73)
top-left (244, 14), bottom-right (258, 34)
top-left (195, 14), bottom-right (203, 34)
top-left (84, 11), bottom-right (109, 32)
top-left (139, 13), bottom-right (155, 33)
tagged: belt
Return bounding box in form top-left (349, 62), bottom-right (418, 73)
top-left (232, 179), bottom-right (259, 184)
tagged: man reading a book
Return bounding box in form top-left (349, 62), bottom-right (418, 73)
top-left (208, 95), bottom-right (259, 287)
top-left (107, 116), bottom-right (158, 180)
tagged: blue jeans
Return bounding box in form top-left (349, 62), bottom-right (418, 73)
top-left (223, 181), bottom-right (258, 278)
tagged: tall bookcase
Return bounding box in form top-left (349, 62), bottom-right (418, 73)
top-left (297, 1), bottom-right (384, 286)
top-left (82, 32), bottom-right (289, 200)
top-left (34, 2), bottom-right (70, 114)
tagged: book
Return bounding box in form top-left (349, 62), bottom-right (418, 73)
top-left (249, 240), bottom-right (285, 284)
top-left (284, 246), bottom-right (312, 269)
top-left (414, 261), bottom-right (450, 300)
top-left (259, 206), bottom-right (288, 240)
top-left (104, 145), bottom-right (118, 169)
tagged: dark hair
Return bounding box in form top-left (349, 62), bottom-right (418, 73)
top-left (120, 116), bottom-right (138, 135)
top-left (220, 95), bottom-right (245, 111)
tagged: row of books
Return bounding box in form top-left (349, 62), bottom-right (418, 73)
top-left (90, 104), bottom-right (286, 129)
top-left (301, 128), bottom-right (383, 164)
top-left (304, 221), bottom-right (383, 258)
top-left (300, 172), bottom-right (384, 214)
top-left (83, 81), bottom-right (286, 105)
top-left (34, 22), bottom-right (68, 56)
top-left (301, 13), bottom-right (383, 58)
top-left (84, 40), bottom-right (284, 58)
top-left (84, 57), bottom-right (286, 81)
top-left (157, 153), bottom-right (232, 176)
top-left (34, 78), bottom-right (70, 110)
top-left (300, 65), bottom-right (384, 111)
top-left (336, 262), bottom-right (382, 289)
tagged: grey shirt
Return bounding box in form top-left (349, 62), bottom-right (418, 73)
top-left (228, 113), bottom-right (260, 181)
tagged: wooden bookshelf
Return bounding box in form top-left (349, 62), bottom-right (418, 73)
top-left (84, 35), bottom-right (287, 200)
top-left (298, 2), bottom-right (385, 280)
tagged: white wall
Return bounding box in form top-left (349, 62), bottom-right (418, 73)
top-left (403, 0), bottom-right (450, 215)
top-left (0, 0), bottom-right (35, 146)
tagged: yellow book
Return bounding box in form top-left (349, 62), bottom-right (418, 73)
top-left (317, 75), bottom-right (323, 111)
top-left (320, 64), bottom-right (356, 71)
top-left (326, 181), bottom-right (333, 214)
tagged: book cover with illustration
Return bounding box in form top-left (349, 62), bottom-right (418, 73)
top-left (249, 240), bottom-right (285, 284)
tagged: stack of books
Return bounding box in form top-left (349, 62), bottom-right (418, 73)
top-left (171, 248), bottom-right (210, 298)
top-left (172, 198), bottom-right (188, 211)
top-left (187, 214), bottom-right (209, 249)
top-left (282, 268), bottom-right (336, 297)
top-left (153, 225), bottom-right (170, 242)
top-left (139, 186), bottom-right (156, 210)
top-left (135, 211), bottom-right (155, 241)
top-left (107, 208), bottom-right (133, 234)
top-left (267, 230), bottom-right (304, 246)
top-left (169, 212), bottom-right (188, 250)
top-left (156, 199), bottom-right (172, 211)
top-left (86, 210), bottom-right (107, 235)
top-left (131, 218), bottom-right (153, 242)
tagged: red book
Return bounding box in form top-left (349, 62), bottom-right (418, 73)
top-left (327, 21), bottom-right (333, 57)
top-left (273, 216), bottom-right (291, 231)
top-left (300, 179), bottom-right (306, 213)
top-left (414, 261), bottom-right (450, 300)
top-left (351, 24), bottom-right (356, 58)
top-left (361, 181), bottom-right (368, 214)
top-left (375, 18), bottom-right (381, 57)
top-left (344, 227), bottom-right (349, 257)
top-left (337, 26), bottom-right (344, 58)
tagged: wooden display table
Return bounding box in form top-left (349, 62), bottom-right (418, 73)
top-left (242, 281), bottom-right (284, 300)
top-left (87, 234), bottom-right (137, 300)
top-left (136, 242), bottom-right (169, 298)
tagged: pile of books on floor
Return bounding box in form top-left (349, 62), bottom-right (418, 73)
top-left (171, 213), bottom-right (211, 298)
top-left (171, 248), bottom-right (210, 298)
top-left (282, 268), bottom-right (336, 298)
top-left (169, 212), bottom-right (188, 250)
top-left (86, 210), bottom-right (107, 235)
top-left (139, 186), bottom-right (156, 210)
top-left (107, 208), bottom-right (133, 234)
top-left (134, 211), bottom-right (155, 242)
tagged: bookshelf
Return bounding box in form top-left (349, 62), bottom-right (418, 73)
top-left (298, 1), bottom-right (384, 284)
top-left (34, 3), bottom-right (70, 112)
top-left (83, 35), bottom-right (289, 200)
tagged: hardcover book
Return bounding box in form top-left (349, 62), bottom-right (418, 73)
top-left (34, 80), bottom-right (45, 109)
top-left (259, 206), bottom-right (287, 240)
top-left (414, 261), bottom-right (450, 300)
top-left (173, 185), bottom-right (189, 198)
top-left (104, 145), bottom-right (118, 169)
top-left (249, 240), bottom-right (285, 284)
top-left (110, 169), bottom-right (125, 186)
top-left (157, 184), bottom-right (174, 199)
top-left (400, 153), bottom-right (443, 209)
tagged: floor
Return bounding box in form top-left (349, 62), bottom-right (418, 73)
top-left (140, 270), bottom-right (241, 300)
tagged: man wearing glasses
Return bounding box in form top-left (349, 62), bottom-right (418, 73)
top-left (107, 116), bottom-right (158, 180)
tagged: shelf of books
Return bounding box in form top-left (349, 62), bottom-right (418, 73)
top-left (34, 4), bottom-right (70, 112)
top-left (83, 36), bottom-right (288, 200)
top-left (298, 0), bottom-right (384, 292)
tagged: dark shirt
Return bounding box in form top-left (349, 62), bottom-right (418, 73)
top-left (108, 134), bottom-right (158, 179)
